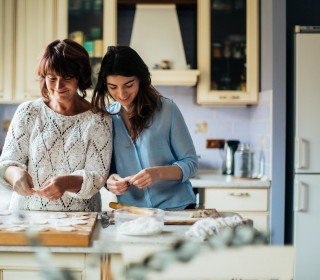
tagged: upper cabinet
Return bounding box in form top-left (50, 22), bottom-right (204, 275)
top-left (0, 0), bottom-right (259, 104)
top-left (15, 0), bottom-right (60, 102)
top-left (0, 0), bottom-right (14, 102)
top-left (197, 0), bottom-right (259, 105)
top-left (65, 0), bottom-right (116, 88)
top-left (65, 0), bottom-right (199, 87)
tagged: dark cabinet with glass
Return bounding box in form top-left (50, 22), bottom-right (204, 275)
top-left (65, 0), bottom-right (116, 89)
top-left (197, 0), bottom-right (259, 105)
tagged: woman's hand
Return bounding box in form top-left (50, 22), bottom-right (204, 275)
top-left (4, 166), bottom-right (35, 196)
top-left (37, 176), bottom-right (66, 200)
top-left (128, 167), bottom-right (160, 189)
top-left (107, 174), bottom-right (130, 195)
top-left (37, 175), bottom-right (82, 200)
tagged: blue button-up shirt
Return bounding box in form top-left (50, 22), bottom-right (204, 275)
top-left (108, 97), bottom-right (197, 210)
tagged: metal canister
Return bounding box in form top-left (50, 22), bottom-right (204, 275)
top-left (234, 143), bottom-right (254, 178)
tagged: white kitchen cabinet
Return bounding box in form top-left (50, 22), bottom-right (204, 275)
top-left (197, 0), bottom-right (259, 105)
top-left (0, 0), bottom-right (116, 103)
top-left (0, 0), bottom-right (14, 102)
top-left (204, 187), bottom-right (269, 232)
top-left (14, 0), bottom-right (60, 102)
top-left (0, 252), bottom-right (100, 280)
top-left (1, 0), bottom-right (200, 104)
top-left (2, 270), bottom-right (82, 280)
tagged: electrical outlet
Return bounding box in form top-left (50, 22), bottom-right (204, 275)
top-left (2, 119), bottom-right (11, 132)
top-left (206, 139), bottom-right (225, 149)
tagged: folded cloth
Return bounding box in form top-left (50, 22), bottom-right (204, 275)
top-left (185, 215), bottom-right (245, 241)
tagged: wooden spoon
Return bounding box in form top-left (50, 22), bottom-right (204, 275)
top-left (109, 202), bottom-right (155, 215)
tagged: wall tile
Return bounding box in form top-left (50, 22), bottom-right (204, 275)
top-left (0, 88), bottom-right (272, 176)
top-left (0, 104), bottom-right (18, 150)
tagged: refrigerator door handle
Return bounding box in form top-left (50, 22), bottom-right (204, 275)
top-left (295, 137), bottom-right (308, 169)
top-left (294, 180), bottom-right (308, 212)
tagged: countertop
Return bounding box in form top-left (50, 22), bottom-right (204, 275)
top-left (0, 222), bottom-right (189, 254)
top-left (190, 170), bottom-right (270, 188)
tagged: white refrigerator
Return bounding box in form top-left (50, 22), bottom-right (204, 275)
top-left (294, 26), bottom-right (320, 279)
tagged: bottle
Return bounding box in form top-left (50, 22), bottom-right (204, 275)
top-left (234, 143), bottom-right (254, 178)
top-left (258, 149), bottom-right (265, 178)
top-left (257, 137), bottom-right (266, 178)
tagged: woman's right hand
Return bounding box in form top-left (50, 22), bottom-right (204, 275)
top-left (5, 166), bottom-right (35, 196)
top-left (106, 174), bottom-right (130, 195)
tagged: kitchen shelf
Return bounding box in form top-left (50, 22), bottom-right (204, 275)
top-left (150, 69), bottom-right (200, 86)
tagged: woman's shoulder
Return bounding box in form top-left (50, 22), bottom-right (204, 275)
top-left (15, 99), bottom-right (43, 117)
top-left (158, 96), bottom-right (179, 113)
top-left (85, 109), bottom-right (112, 129)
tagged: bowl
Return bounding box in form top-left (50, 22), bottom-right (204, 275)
top-left (114, 208), bottom-right (164, 236)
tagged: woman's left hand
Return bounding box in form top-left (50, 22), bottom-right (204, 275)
top-left (37, 176), bottom-right (81, 200)
top-left (128, 168), bottom-right (160, 189)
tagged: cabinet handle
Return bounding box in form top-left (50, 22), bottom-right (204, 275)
top-left (295, 137), bottom-right (308, 169)
top-left (229, 192), bottom-right (250, 197)
top-left (219, 95), bottom-right (240, 100)
top-left (294, 180), bottom-right (308, 212)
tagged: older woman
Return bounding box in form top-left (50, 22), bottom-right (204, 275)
top-left (0, 39), bottom-right (112, 211)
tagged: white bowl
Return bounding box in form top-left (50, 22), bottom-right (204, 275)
top-left (114, 208), bottom-right (164, 236)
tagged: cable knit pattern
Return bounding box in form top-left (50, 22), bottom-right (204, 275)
top-left (0, 99), bottom-right (112, 211)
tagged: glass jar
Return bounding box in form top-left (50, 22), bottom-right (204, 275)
top-left (234, 143), bottom-right (254, 178)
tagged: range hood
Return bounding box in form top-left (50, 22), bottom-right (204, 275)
top-left (130, 4), bottom-right (199, 86)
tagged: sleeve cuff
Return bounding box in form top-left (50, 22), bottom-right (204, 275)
top-left (0, 161), bottom-right (27, 191)
top-left (66, 170), bottom-right (104, 200)
top-left (173, 162), bottom-right (189, 183)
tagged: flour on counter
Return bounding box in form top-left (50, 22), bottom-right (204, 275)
top-left (117, 216), bottom-right (163, 236)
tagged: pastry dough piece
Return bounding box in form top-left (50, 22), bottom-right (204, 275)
top-left (10, 219), bottom-right (25, 225)
top-left (52, 220), bottom-right (73, 226)
top-left (71, 220), bottom-right (88, 225)
top-left (29, 226), bottom-right (50, 232)
top-left (55, 226), bottom-right (75, 232)
top-left (75, 216), bottom-right (90, 220)
top-left (30, 220), bottom-right (49, 225)
top-left (49, 213), bottom-right (68, 219)
top-left (0, 224), bottom-right (14, 230)
top-left (74, 212), bottom-right (90, 217)
top-left (6, 226), bottom-right (26, 232)
top-left (0, 210), bottom-right (11, 216)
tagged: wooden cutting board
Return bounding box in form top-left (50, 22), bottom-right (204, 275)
top-left (164, 209), bottom-right (220, 225)
top-left (0, 211), bottom-right (97, 247)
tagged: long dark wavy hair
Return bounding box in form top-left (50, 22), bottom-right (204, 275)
top-left (92, 46), bottom-right (162, 141)
top-left (36, 39), bottom-right (92, 99)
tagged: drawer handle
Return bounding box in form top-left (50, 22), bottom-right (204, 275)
top-left (229, 192), bottom-right (250, 197)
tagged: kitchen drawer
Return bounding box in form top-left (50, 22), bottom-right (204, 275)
top-left (239, 212), bottom-right (269, 232)
top-left (2, 270), bottom-right (82, 280)
top-left (204, 188), bottom-right (268, 211)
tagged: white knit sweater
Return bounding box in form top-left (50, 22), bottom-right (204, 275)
top-left (0, 99), bottom-right (112, 211)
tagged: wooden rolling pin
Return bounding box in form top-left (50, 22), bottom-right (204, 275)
top-left (109, 202), bottom-right (155, 215)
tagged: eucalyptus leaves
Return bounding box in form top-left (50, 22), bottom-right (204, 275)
top-left (125, 225), bottom-right (269, 280)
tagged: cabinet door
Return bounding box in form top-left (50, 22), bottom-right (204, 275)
top-left (15, 0), bottom-right (58, 102)
top-left (294, 175), bottom-right (320, 279)
top-left (3, 270), bottom-right (82, 280)
top-left (197, 0), bottom-right (259, 105)
top-left (204, 188), bottom-right (268, 211)
top-left (239, 212), bottom-right (269, 232)
top-left (0, 0), bottom-right (14, 102)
